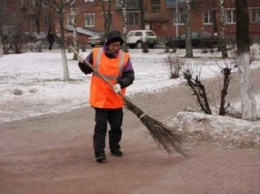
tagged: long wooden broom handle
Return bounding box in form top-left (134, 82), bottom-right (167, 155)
top-left (68, 46), bottom-right (126, 100)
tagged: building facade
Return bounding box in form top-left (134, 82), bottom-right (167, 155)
top-left (65, 0), bottom-right (260, 42)
top-left (1, 0), bottom-right (260, 44)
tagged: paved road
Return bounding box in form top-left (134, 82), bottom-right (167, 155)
top-left (0, 67), bottom-right (260, 194)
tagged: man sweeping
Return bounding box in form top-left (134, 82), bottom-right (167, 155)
top-left (77, 30), bottom-right (135, 163)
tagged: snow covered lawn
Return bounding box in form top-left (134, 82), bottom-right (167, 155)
top-left (1, 46), bottom-right (260, 148)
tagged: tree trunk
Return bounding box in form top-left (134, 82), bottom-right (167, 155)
top-left (70, 1), bottom-right (78, 60)
top-left (219, 0), bottom-right (228, 58)
top-left (44, 0), bottom-right (70, 80)
top-left (235, 0), bottom-right (256, 120)
top-left (59, 3), bottom-right (70, 81)
top-left (185, 0), bottom-right (193, 58)
top-left (122, 0), bottom-right (128, 52)
top-left (102, 0), bottom-right (112, 34)
top-left (139, 0), bottom-right (145, 29)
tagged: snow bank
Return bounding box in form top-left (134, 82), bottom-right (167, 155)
top-left (165, 111), bottom-right (260, 149)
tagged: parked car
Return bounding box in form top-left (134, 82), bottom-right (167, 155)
top-left (126, 30), bottom-right (158, 49)
top-left (166, 31), bottom-right (218, 49)
top-left (88, 32), bottom-right (105, 47)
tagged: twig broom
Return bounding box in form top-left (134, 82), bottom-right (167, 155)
top-left (69, 46), bottom-right (186, 156)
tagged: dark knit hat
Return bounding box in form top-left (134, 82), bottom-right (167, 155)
top-left (105, 30), bottom-right (124, 46)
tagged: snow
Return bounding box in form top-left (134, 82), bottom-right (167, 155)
top-left (0, 45), bottom-right (260, 148)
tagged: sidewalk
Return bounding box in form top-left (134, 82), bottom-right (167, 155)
top-left (0, 68), bottom-right (260, 194)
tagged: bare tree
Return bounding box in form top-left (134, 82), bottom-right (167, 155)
top-left (45, 0), bottom-right (72, 81)
top-left (164, 55), bottom-right (184, 79)
top-left (101, 0), bottom-right (112, 34)
top-left (69, 0), bottom-right (79, 60)
top-left (25, 0), bottom-right (43, 34)
top-left (219, 67), bottom-right (231, 115)
top-left (183, 69), bottom-right (212, 114)
top-left (0, 0), bottom-right (28, 54)
top-left (205, 0), bottom-right (218, 53)
top-left (235, 0), bottom-right (256, 121)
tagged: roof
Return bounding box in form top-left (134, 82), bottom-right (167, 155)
top-left (65, 27), bottom-right (97, 37)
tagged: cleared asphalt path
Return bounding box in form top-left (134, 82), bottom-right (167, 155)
top-left (0, 67), bottom-right (260, 194)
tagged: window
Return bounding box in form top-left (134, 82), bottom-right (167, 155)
top-left (44, 17), bottom-right (50, 26)
top-left (127, 12), bottom-right (139, 25)
top-left (251, 8), bottom-right (260, 23)
top-left (135, 32), bottom-right (142, 36)
top-left (42, 2), bottom-right (49, 7)
top-left (85, 0), bottom-right (94, 2)
top-left (175, 8), bottom-right (185, 24)
top-left (67, 15), bottom-right (73, 27)
top-left (115, 0), bottom-right (122, 8)
top-left (29, 17), bottom-right (36, 27)
top-left (28, 0), bottom-right (36, 8)
top-left (225, 9), bottom-right (236, 24)
top-left (166, 0), bottom-right (185, 7)
top-left (115, 0), bottom-right (139, 9)
top-left (151, 0), bottom-right (160, 13)
top-left (85, 13), bottom-right (95, 27)
top-left (203, 11), bottom-right (213, 24)
top-left (166, 0), bottom-right (175, 8)
top-left (2, 26), bottom-right (17, 36)
top-left (127, 31), bottom-right (134, 37)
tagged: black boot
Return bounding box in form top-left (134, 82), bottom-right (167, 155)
top-left (95, 151), bottom-right (106, 163)
top-left (110, 149), bottom-right (123, 157)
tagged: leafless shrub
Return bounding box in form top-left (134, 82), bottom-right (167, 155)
top-left (13, 89), bottom-right (23, 95)
top-left (164, 55), bottom-right (184, 79)
top-left (183, 60), bottom-right (235, 116)
top-left (225, 107), bottom-right (242, 119)
top-left (183, 68), bottom-right (212, 114)
top-left (219, 67), bottom-right (231, 115)
top-left (29, 88), bottom-right (38, 93)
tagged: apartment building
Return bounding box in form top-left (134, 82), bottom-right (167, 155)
top-left (1, 0), bottom-right (259, 44)
top-left (0, 0), bottom-right (56, 36)
top-left (64, 0), bottom-right (260, 42)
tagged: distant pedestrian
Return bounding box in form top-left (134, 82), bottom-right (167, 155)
top-left (46, 30), bottom-right (55, 50)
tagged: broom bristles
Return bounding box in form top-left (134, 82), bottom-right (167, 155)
top-left (124, 97), bottom-right (186, 156)
top-left (140, 115), bottom-right (186, 156)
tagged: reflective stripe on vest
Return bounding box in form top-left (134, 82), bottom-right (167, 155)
top-left (93, 48), bottom-right (125, 80)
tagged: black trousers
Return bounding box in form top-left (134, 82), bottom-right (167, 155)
top-left (49, 42), bottom-right (54, 50)
top-left (93, 107), bottom-right (123, 154)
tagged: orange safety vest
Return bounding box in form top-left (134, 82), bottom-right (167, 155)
top-left (90, 48), bottom-right (129, 108)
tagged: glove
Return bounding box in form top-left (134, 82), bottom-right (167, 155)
top-left (77, 53), bottom-right (85, 63)
top-left (113, 83), bottom-right (121, 94)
